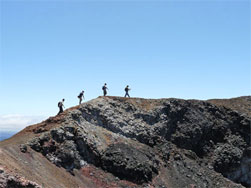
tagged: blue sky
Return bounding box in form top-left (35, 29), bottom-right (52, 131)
top-left (0, 1), bottom-right (250, 131)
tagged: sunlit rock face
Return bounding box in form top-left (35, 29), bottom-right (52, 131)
top-left (1, 96), bottom-right (250, 188)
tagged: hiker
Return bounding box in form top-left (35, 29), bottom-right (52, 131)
top-left (57, 99), bottom-right (65, 115)
top-left (102, 83), bottom-right (108, 96)
top-left (124, 85), bottom-right (130, 98)
top-left (78, 90), bottom-right (85, 105)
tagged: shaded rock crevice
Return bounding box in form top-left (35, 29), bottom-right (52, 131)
top-left (101, 142), bottom-right (159, 184)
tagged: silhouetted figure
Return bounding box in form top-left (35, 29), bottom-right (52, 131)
top-left (124, 85), bottom-right (130, 98)
top-left (102, 83), bottom-right (108, 96)
top-left (78, 90), bottom-right (85, 105)
top-left (57, 99), bottom-right (65, 115)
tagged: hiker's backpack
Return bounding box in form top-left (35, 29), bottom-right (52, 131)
top-left (58, 102), bottom-right (62, 107)
top-left (102, 86), bottom-right (105, 90)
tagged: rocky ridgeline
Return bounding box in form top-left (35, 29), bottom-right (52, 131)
top-left (25, 96), bottom-right (250, 187)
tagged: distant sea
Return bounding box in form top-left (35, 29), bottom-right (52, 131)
top-left (0, 131), bottom-right (17, 141)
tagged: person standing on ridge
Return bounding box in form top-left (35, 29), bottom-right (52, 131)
top-left (124, 85), bottom-right (130, 98)
top-left (57, 99), bottom-right (65, 115)
top-left (102, 83), bottom-right (108, 96)
top-left (78, 90), bottom-right (85, 105)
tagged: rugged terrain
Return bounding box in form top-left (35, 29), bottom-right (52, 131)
top-left (208, 96), bottom-right (251, 117)
top-left (0, 96), bottom-right (250, 188)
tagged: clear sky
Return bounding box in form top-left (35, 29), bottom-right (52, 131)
top-left (0, 0), bottom-right (250, 131)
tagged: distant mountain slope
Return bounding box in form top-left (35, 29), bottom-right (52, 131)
top-left (0, 96), bottom-right (250, 188)
top-left (208, 96), bottom-right (251, 117)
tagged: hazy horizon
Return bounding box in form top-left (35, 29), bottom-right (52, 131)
top-left (0, 130), bottom-right (17, 141)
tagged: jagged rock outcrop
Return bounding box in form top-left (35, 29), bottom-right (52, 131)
top-left (0, 167), bottom-right (41, 188)
top-left (1, 96), bottom-right (250, 188)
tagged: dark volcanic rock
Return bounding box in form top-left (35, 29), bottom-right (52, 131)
top-left (214, 144), bottom-right (243, 174)
top-left (19, 144), bottom-right (27, 153)
top-left (101, 142), bottom-right (159, 183)
top-left (24, 96), bottom-right (251, 187)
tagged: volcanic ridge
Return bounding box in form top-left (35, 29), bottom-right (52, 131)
top-left (0, 96), bottom-right (250, 188)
